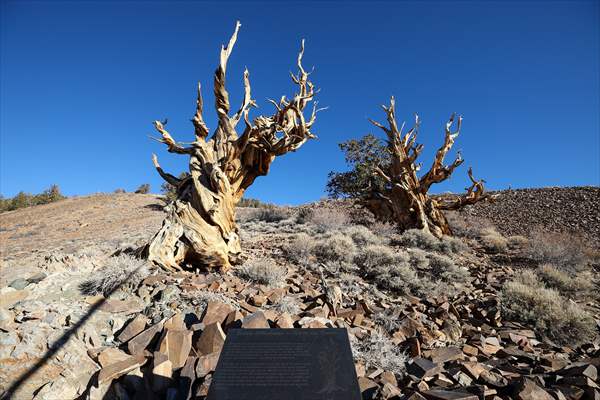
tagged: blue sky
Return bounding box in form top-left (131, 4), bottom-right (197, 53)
top-left (1, 0), bottom-right (598, 205)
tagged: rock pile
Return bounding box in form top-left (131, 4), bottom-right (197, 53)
top-left (32, 264), bottom-right (596, 400)
top-left (458, 186), bottom-right (600, 247)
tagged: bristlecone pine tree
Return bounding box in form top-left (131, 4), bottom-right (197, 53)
top-left (146, 22), bottom-right (321, 272)
top-left (362, 97), bottom-right (492, 238)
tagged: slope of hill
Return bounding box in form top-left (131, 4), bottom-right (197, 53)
top-left (0, 188), bottom-right (598, 399)
top-left (459, 186), bottom-right (600, 247)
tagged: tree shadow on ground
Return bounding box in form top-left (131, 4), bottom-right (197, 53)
top-left (1, 265), bottom-right (148, 399)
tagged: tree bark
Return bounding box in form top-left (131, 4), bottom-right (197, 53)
top-left (145, 22), bottom-right (322, 272)
top-left (366, 97), bottom-right (494, 238)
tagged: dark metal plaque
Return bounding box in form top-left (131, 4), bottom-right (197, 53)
top-left (207, 328), bottom-right (361, 400)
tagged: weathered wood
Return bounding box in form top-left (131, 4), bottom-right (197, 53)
top-left (146, 22), bottom-right (320, 272)
top-left (366, 97), bottom-right (493, 238)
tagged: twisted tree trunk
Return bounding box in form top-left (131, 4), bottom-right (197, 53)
top-left (146, 22), bottom-right (321, 272)
top-left (366, 97), bottom-right (494, 238)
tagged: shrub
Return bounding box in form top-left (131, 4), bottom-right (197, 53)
top-left (0, 185), bottom-right (66, 213)
top-left (446, 212), bottom-right (495, 239)
top-left (508, 235), bottom-right (529, 248)
top-left (369, 221), bottom-right (397, 237)
top-left (479, 228), bottom-right (509, 253)
top-left (270, 296), bottom-right (302, 315)
top-left (536, 264), bottom-right (594, 299)
top-left (313, 233), bottom-right (357, 265)
top-left (114, 188), bottom-right (126, 194)
top-left (501, 273), bottom-right (597, 346)
top-left (79, 255), bottom-right (150, 296)
top-left (307, 208), bottom-right (350, 232)
top-left (395, 229), bottom-right (468, 255)
top-left (254, 207), bottom-right (290, 223)
top-left (343, 225), bottom-right (382, 246)
top-left (135, 184), bottom-right (151, 194)
top-left (350, 329), bottom-right (408, 377)
top-left (236, 259), bottom-right (287, 286)
top-left (353, 245), bottom-right (398, 271)
top-left (426, 253), bottom-right (469, 283)
top-left (238, 197), bottom-right (272, 208)
top-left (282, 233), bottom-right (315, 266)
top-left (527, 228), bottom-right (588, 270)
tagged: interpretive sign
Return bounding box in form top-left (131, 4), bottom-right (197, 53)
top-left (207, 328), bottom-right (361, 400)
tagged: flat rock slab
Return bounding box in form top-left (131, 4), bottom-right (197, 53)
top-left (207, 328), bottom-right (360, 400)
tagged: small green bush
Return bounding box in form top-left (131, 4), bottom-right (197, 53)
top-left (0, 185), bottom-right (66, 213)
top-left (135, 184), bottom-right (151, 194)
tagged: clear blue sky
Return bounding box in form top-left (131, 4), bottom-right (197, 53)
top-left (1, 0), bottom-right (598, 205)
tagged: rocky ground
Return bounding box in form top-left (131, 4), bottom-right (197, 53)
top-left (457, 186), bottom-right (600, 247)
top-left (0, 189), bottom-right (599, 400)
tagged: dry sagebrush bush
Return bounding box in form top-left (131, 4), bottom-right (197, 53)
top-left (369, 221), bottom-right (398, 237)
top-left (282, 232), bottom-right (315, 266)
top-left (237, 258), bottom-right (287, 286)
top-left (312, 232), bottom-right (357, 265)
top-left (445, 211), bottom-right (495, 239)
top-left (527, 228), bottom-right (589, 270)
top-left (79, 254), bottom-right (150, 296)
top-left (254, 207), bottom-right (291, 223)
top-left (306, 208), bottom-right (351, 232)
top-left (269, 296), bottom-right (302, 315)
top-left (394, 229), bottom-right (468, 255)
top-left (350, 329), bottom-right (408, 377)
top-left (536, 264), bottom-right (594, 300)
top-left (479, 227), bottom-right (509, 253)
top-left (427, 253), bottom-right (469, 283)
top-left (501, 272), bottom-right (597, 346)
top-left (343, 225), bottom-right (384, 246)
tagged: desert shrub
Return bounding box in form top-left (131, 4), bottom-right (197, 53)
top-left (353, 245), bottom-right (398, 271)
top-left (254, 207), bottom-right (290, 223)
top-left (236, 259), bottom-right (287, 286)
top-left (238, 197), bottom-right (272, 208)
top-left (337, 272), bottom-right (365, 298)
top-left (135, 184), bottom-right (151, 194)
top-left (369, 221), bottom-right (397, 237)
top-left (446, 211), bottom-right (495, 239)
top-left (479, 228), bottom-right (509, 253)
top-left (269, 296), bottom-right (302, 315)
top-left (307, 208), bottom-right (351, 232)
top-left (527, 228), bottom-right (588, 270)
top-left (426, 253), bottom-right (469, 283)
top-left (344, 225), bottom-right (382, 246)
top-left (537, 264), bottom-right (594, 299)
top-left (160, 173), bottom-right (189, 201)
top-left (350, 329), bottom-right (408, 377)
top-left (373, 307), bottom-right (403, 333)
top-left (313, 233), bottom-right (357, 271)
top-left (0, 185), bottom-right (66, 213)
top-left (406, 248), bottom-right (430, 269)
top-left (501, 273), bottom-right (597, 346)
top-left (395, 229), bottom-right (468, 255)
top-left (354, 246), bottom-right (424, 295)
top-left (113, 188), bottom-right (126, 194)
top-left (508, 235), bottom-right (529, 248)
top-left (79, 255), bottom-right (150, 296)
top-left (282, 233), bottom-right (315, 266)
